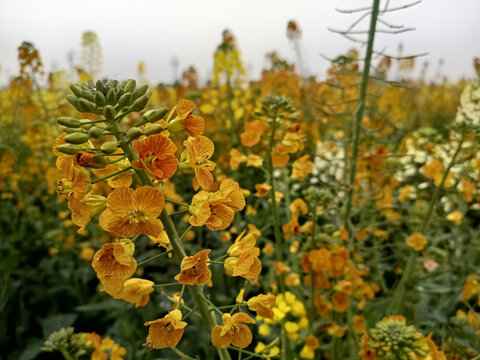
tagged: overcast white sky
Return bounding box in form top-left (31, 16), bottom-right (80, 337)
top-left (1, 0), bottom-right (479, 85)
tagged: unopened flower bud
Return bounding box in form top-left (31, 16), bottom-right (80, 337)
top-left (57, 117), bottom-right (82, 128)
top-left (80, 90), bottom-right (95, 102)
top-left (55, 144), bottom-right (82, 155)
top-left (129, 95), bottom-right (149, 112)
top-left (106, 88), bottom-right (117, 105)
top-left (94, 91), bottom-right (106, 107)
top-left (95, 80), bottom-right (105, 93)
top-left (166, 119), bottom-right (183, 133)
top-left (132, 84), bottom-right (149, 100)
top-left (126, 127), bottom-right (143, 141)
top-left (88, 126), bottom-right (104, 139)
top-left (78, 98), bottom-right (95, 112)
top-left (92, 153), bottom-right (107, 165)
top-left (101, 141), bottom-right (118, 154)
top-left (118, 92), bottom-right (132, 108)
top-left (144, 107), bottom-right (168, 123)
top-left (123, 79), bottom-right (136, 93)
top-left (64, 132), bottom-right (89, 144)
top-left (143, 124), bottom-right (164, 136)
top-left (103, 105), bottom-right (116, 120)
top-left (66, 95), bottom-right (81, 110)
top-left (69, 84), bottom-right (83, 97)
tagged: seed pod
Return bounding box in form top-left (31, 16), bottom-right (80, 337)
top-left (101, 141), bottom-right (118, 154)
top-left (69, 84), bottom-right (83, 97)
top-left (94, 91), bottom-right (106, 107)
top-left (143, 124), bottom-right (164, 136)
top-left (129, 95), bottom-right (149, 112)
top-left (88, 126), bottom-right (104, 139)
top-left (57, 117), bottom-right (82, 128)
top-left (144, 107), bottom-right (168, 123)
top-left (78, 98), bottom-right (95, 112)
top-left (126, 127), bottom-right (143, 141)
top-left (106, 88), bottom-right (117, 105)
top-left (64, 132), bottom-right (89, 144)
top-left (55, 144), bottom-right (82, 155)
top-left (123, 79), bottom-right (136, 93)
top-left (118, 92), bottom-right (132, 108)
top-left (132, 84), bottom-right (148, 100)
top-left (103, 105), bottom-right (116, 120)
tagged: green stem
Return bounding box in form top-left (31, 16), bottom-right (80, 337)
top-left (266, 110), bottom-right (285, 293)
top-left (137, 249), bottom-right (173, 267)
top-left (343, 0), bottom-right (380, 248)
top-left (165, 198), bottom-right (189, 208)
top-left (91, 166), bottom-right (132, 184)
top-left (59, 349), bottom-right (74, 360)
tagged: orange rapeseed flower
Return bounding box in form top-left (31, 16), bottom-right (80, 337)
top-left (167, 98), bottom-right (205, 137)
top-left (132, 134), bottom-right (178, 181)
top-left (174, 249), bottom-right (212, 285)
top-left (120, 278), bottom-right (154, 308)
top-left (92, 240), bottom-right (137, 297)
top-left (211, 313), bottom-right (255, 349)
top-left (145, 309), bottom-right (187, 349)
top-left (57, 157), bottom-right (90, 200)
top-left (68, 193), bottom-right (106, 233)
top-left (247, 294), bottom-right (276, 319)
top-left (183, 136), bottom-right (216, 190)
top-left (224, 230), bottom-right (262, 281)
top-left (99, 186), bottom-right (165, 237)
top-left (240, 120), bottom-right (266, 147)
top-left (406, 232), bottom-right (427, 251)
top-left (189, 178), bottom-right (245, 230)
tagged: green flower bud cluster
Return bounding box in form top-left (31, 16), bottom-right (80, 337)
top-left (302, 186), bottom-right (334, 209)
top-left (55, 79), bottom-right (167, 159)
top-left (368, 318), bottom-right (429, 360)
top-left (258, 95), bottom-right (296, 121)
top-left (66, 79), bottom-right (151, 116)
top-left (442, 337), bottom-right (475, 360)
top-left (42, 327), bottom-right (87, 359)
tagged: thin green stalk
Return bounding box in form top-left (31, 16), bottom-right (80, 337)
top-left (91, 166), bottom-right (132, 184)
top-left (266, 110), bottom-right (285, 293)
top-left (153, 283), bottom-right (181, 288)
top-left (60, 349), bottom-right (74, 360)
top-left (177, 285), bottom-right (186, 309)
top-left (137, 249), bottom-right (173, 267)
top-left (106, 115), bottom-right (232, 360)
top-left (343, 0), bottom-right (380, 247)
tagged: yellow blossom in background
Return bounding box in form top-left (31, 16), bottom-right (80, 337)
top-left (446, 211), bottom-right (463, 225)
top-left (406, 232), bottom-right (427, 251)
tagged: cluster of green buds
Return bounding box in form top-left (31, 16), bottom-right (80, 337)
top-left (55, 79), bottom-right (168, 167)
top-left (258, 95), bottom-right (296, 121)
top-left (367, 318), bottom-right (429, 360)
top-left (442, 337), bottom-right (476, 359)
top-left (42, 327), bottom-right (87, 359)
top-left (302, 186), bottom-right (334, 210)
